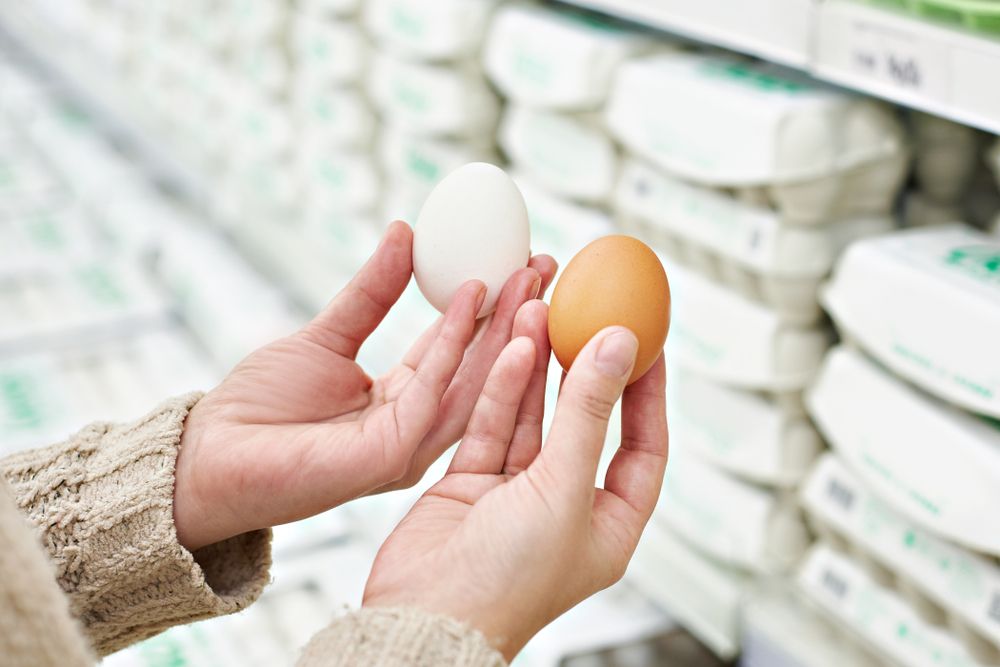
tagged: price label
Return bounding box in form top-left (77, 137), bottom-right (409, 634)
top-left (818, 4), bottom-right (950, 102)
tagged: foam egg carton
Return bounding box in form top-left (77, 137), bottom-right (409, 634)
top-left (628, 518), bottom-right (752, 660)
top-left (912, 111), bottom-right (983, 205)
top-left (369, 54), bottom-right (499, 139)
top-left (512, 174), bottom-right (616, 261)
top-left (606, 53), bottom-right (909, 225)
top-left (226, 0), bottom-right (290, 47)
top-left (0, 262), bottom-right (172, 355)
top-left (0, 146), bottom-right (69, 219)
top-left (484, 2), bottom-right (659, 111)
top-left (664, 258), bottom-right (831, 391)
top-left (378, 129), bottom-right (496, 198)
top-left (807, 346), bottom-right (1000, 558)
top-left (802, 453), bottom-right (1000, 663)
top-left (742, 585), bottom-right (882, 667)
top-left (297, 149), bottom-right (380, 216)
top-left (0, 326), bottom-right (217, 455)
top-left (616, 159), bottom-right (894, 325)
top-left (293, 85), bottom-right (376, 150)
top-left (655, 446), bottom-right (811, 574)
top-left (668, 368), bottom-right (823, 488)
top-left (233, 44), bottom-right (292, 99)
top-left (223, 157), bottom-right (302, 217)
top-left (500, 106), bottom-right (618, 205)
top-left (291, 13), bottom-right (369, 90)
top-left (823, 224), bottom-right (1000, 419)
top-left (297, 0), bottom-right (362, 19)
top-left (0, 206), bottom-right (101, 277)
top-left (225, 90), bottom-right (295, 164)
top-left (798, 544), bottom-right (995, 667)
top-left (363, 0), bottom-right (499, 62)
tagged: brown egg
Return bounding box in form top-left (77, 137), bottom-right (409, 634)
top-left (548, 235), bottom-right (671, 385)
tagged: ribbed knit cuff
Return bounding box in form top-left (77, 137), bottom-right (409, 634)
top-left (298, 607), bottom-right (507, 667)
top-left (1, 392), bottom-right (272, 656)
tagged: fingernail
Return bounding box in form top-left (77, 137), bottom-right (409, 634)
top-left (474, 285), bottom-right (487, 313)
top-left (594, 329), bottom-right (638, 378)
top-left (528, 274), bottom-right (541, 300)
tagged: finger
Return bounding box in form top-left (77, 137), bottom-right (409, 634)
top-left (388, 280), bottom-right (485, 449)
top-left (303, 221), bottom-right (413, 358)
top-left (402, 254), bottom-right (556, 368)
top-left (601, 355), bottom-right (667, 530)
top-left (539, 327), bottom-right (638, 495)
top-left (405, 266), bottom-right (541, 471)
top-left (448, 337), bottom-right (535, 475)
top-left (503, 301), bottom-right (550, 474)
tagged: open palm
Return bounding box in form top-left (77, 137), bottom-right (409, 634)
top-left (174, 221), bottom-right (557, 551)
top-left (364, 302), bottom-right (668, 661)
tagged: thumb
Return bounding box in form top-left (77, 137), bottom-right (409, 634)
top-left (539, 327), bottom-right (638, 496)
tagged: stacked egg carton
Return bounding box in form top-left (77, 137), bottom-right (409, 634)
top-left (481, 2), bottom-right (648, 259)
top-left (905, 112), bottom-right (1000, 231)
top-left (800, 223), bottom-right (1000, 665)
top-left (361, 0), bottom-right (501, 226)
top-left (290, 0), bottom-right (380, 262)
top-left (605, 51), bottom-right (910, 659)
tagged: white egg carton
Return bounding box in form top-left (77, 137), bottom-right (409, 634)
top-left (293, 85), bottom-right (375, 150)
top-left (225, 157), bottom-right (302, 217)
top-left (297, 149), bottom-right (380, 216)
top-left (233, 44), bottom-right (292, 99)
top-left (0, 262), bottom-right (172, 355)
top-left (912, 111), bottom-right (983, 205)
top-left (742, 585), bottom-right (882, 667)
top-left (807, 346), bottom-right (1000, 558)
top-left (628, 518), bottom-right (752, 660)
top-left (664, 258), bottom-right (831, 391)
top-left (225, 91), bottom-right (295, 164)
top-left (798, 544), bottom-right (994, 667)
top-left (500, 106), bottom-right (619, 205)
top-left (0, 206), bottom-right (101, 277)
top-left (380, 183), bottom-right (427, 226)
top-left (823, 225), bottom-right (1000, 419)
top-left (363, 0), bottom-right (499, 62)
top-left (368, 53), bottom-right (500, 138)
top-left (668, 368), bottom-right (823, 488)
top-left (483, 2), bottom-right (658, 111)
top-left (616, 159), bottom-right (894, 325)
top-left (291, 13), bottom-right (369, 89)
top-left (802, 453), bottom-right (1000, 663)
top-left (655, 446), bottom-right (811, 574)
top-left (0, 147), bottom-right (69, 219)
top-left (512, 174), bottom-right (616, 261)
top-left (378, 129), bottom-right (496, 197)
top-left (297, 0), bottom-right (361, 18)
top-left (606, 53), bottom-right (909, 224)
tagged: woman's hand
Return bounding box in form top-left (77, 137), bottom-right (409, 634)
top-left (173, 221), bottom-right (557, 551)
top-left (363, 300), bottom-right (668, 662)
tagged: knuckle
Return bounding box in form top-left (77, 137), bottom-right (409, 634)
top-left (572, 387), bottom-right (617, 423)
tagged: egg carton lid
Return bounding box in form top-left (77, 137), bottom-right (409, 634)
top-left (616, 159), bottom-right (895, 278)
top-left (484, 2), bottom-right (661, 110)
top-left (742, 584), bottom-right (880, 667)
top-left (798, 544), bottom-right (990, 667)
top-left (807, 346), bottom-right (1000, 557)
top-left (802, 452), bottom-right (1000, 655)
top-left (655, 445), bottom-right (810, 575)
top-left (627, 519), bottom-right (752, 661)
top-left (500, 106), bottom-right (618, 206)
top-left (665, 258), bottom-right (830, 391)
top-left (606, 53), bottom-right (907, 187)
top-left (668, 368), bottom-right (823, 488)
top-left (378, 129), bottom-right (496, 192)
top-left (822, 224), bottom-right (1000, 419)
top-left (363, 0), bottom-right (499, 62)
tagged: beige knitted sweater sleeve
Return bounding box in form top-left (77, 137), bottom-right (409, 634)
top-left (0, 394), bottom-right (507, 666)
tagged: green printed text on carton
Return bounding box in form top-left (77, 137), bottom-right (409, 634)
top-left (511, 50), bottom-right (552, 87)
top-left (391, 7), bottom-right (426, 38)
top-left (405, 149), bottom-right (441, 184)
top-left (77, 266), bottom-right (128, 306)
top-left (859, 448), bottom-right (941, 517)
top-left (1, 374), bottom-right (43, 430)
top-left (944, 245), bottom-right (1000, 285)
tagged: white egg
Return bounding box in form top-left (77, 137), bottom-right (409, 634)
top-left (413, 162), bottom-right (531, 317)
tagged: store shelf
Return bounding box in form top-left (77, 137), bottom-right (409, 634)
top-left (563, 0), bottom-right (1000, 134)
top-left (563, 0), bottom-right (814, 68)
top-left (815, 1), bottom-right (1000, 134)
